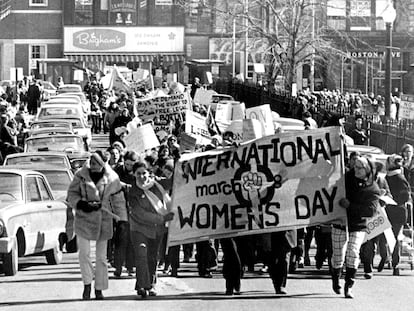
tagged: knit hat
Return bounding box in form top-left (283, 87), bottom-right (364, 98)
top-left (91, 150), bottom-right (109, 167)
top-left (386, 154), bottom-right (403, 171)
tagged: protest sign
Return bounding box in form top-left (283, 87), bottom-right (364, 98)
top-left (185, 110), bottom-right (211, 145)
top-left (363, 207), bottom-right (395, 251)
top-left (108, 65), bottom-right (131, 92)
top-left (168, 127), bottom-right (347, 246)
top-left (224, 119), bottom-right (263, 143)
top-left (123, 123), bottom-right (160, 154)
top-left (180, 132), bottom-right (197, 152)
top-left (193, 89), bottom-right (217, 107)
top-left (398, 94), bottom-right (414, 120)
top-left (246, 104), bottom-right (275, 136)
top-left (215, 101), bottom-right (245, 123)
top-left (135, 93), bottom-right (191, 136)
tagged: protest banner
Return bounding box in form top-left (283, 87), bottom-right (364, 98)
top-left (185, 110), bottom-right (211, 145)
top-left (193, 89), bottom-right (217, 107)
top-left (135, 92), bottom-right (191, 136)
top-left (224, 119), bottom-right (263, 143)
top-left (246, 104), bottom-right (275, 136)
top-left (168, 127), bottom-right (347, 246)
top-left (123, 123), bottom-right (160, 154)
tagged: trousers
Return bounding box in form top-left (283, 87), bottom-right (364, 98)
top-left (77, 235), bottom-right (108, 290)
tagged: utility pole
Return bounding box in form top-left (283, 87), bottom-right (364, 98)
top-left (310, 0), bottom-right (315, 92)
top-left (244, 0), bottom-right (248, 81)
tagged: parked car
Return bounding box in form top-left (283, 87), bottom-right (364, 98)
top-left (34, 116), bottom-right (92, 147)
top-left (29, 127), bottom-right (74, 137)
top-left (3, 151), bottom-right (83, 173)
top-left (56, 84), bottom-right (82, 94)
top-left (0, 168), bottom-right (71, 275)
top-left (43, 96), bottom-right (89, 115)
top-left (36, 103), bottom-right (87, 124)
top-left (24, 133), bottom-right (88, 154)
top-left (53, 92), bottom-right (90, 114)
top-left (5, 164), bottom-right (73, 201)
top-left (29, 120), bottom-right (74, 133)
top-left (3, 151), bottom-right (72, 170)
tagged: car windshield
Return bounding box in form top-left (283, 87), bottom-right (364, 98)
top-left (40, 170), bottom-right (71, 192)
top-left (31, 122), bottom-right (72, 130)
top-left (38, 107), bottom-right (81, 118)
top-left (0, 173), bottom-right (22, 201)
top-left (5, 155), bottom-right (69, 166)
top-left (58, 86), bottom-right (82, 93)
top-left (25, 136), bottom-right (85, 152)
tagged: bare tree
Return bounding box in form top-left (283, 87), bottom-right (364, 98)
top-left (178, 0), bottom-right (413, 93)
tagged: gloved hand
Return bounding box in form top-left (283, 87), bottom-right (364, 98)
top-left (163, 212), bottom-right (174, 222)
top-left (77, 200), bottom-right (94, 213)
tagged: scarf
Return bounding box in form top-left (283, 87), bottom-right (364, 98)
top-left (137, 178), bottom-right (171, 216)
top-left (387, 169), bottom-right (402, 177)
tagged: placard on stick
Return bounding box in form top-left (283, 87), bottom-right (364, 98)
top-left (123, 123), bottom-right (160, 154)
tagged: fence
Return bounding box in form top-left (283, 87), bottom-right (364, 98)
top-left (212, 79), bottom-right (414, 155)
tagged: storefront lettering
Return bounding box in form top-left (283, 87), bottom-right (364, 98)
top-left (346, 51), bottom-right (401, 59)
top-left (73, 29), bottom-right (126, 50)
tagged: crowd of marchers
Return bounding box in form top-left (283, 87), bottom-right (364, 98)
top-left (2, 74), bottom-right (414, 301)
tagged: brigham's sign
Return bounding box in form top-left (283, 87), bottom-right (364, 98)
top-left (167, 127), bottom-right (347, 246)
top-left (73, 29), bottom-right (126, 50)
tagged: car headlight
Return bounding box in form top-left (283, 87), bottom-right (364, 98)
top-left (0, 219), bottom-right (5, 237)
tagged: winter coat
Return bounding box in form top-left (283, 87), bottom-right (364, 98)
top-left (67, 163), bottom-right (127, 241)
top-left (386, 170), bottom-right (411, 226)
top-left (345, 169), bottom-right (381, 232)
top-left (128, 182), bottom-right (166, 239)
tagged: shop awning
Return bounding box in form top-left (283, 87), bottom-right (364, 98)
top-left (65, 54), bottom-right (185, 63)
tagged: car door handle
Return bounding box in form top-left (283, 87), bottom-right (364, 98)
top-left (47, 205), bottom-right (52, 208)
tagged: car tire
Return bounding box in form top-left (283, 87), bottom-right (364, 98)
top-left (65, 238), bottom-right (77, 253)
top-left (3, 237), bottom-right (18, 276)
top-left (45, 244), bottom-right (63, 265)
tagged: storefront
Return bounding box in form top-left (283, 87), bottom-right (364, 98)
top-left (63, 26), bottom-right (185, 81)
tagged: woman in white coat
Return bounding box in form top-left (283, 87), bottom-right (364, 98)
top-left (67, 150), bottom-right (127, 300)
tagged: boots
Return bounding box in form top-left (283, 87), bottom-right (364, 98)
top-left (82, 284), bottom-right (91, 300)
top-left (331, 268), bottom-right (342, 294)
top-left (344, 267), bottom-right (357, 299)
top-left (95, 289), bottom-right (104, 300)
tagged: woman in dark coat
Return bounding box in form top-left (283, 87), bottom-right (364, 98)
top-left (385, 154), bottom-right (411, 276)
top-left (331, 155), bottom-right (380, 298)
top-left (128, 161), bottom-right (174, 298)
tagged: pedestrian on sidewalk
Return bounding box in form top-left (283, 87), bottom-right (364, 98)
top-left (331, 155), bottom-right (381, 298)
top-left (67, 151), bottom-right (127, 300)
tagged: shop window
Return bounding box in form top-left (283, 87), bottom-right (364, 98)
top-left (29, 45), bottom-right (46, 73)
top-left (75, 0), bottom-right (93, 25)
top-left (29, 0), bottom-right (47, 6)
top-left (110, 0), bottom-right (137, 25)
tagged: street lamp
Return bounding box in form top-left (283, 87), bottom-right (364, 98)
top-left (382, 1), bottom-right (396, 118)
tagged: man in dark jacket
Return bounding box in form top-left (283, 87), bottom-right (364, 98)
top-left (27, 80), bottom-right (40, 115)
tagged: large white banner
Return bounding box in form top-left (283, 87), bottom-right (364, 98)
top-left (168, 127), bottom-right (347, 246)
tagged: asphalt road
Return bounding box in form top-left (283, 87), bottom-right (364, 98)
top-left (1, 248), bottom-right (414, 311)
